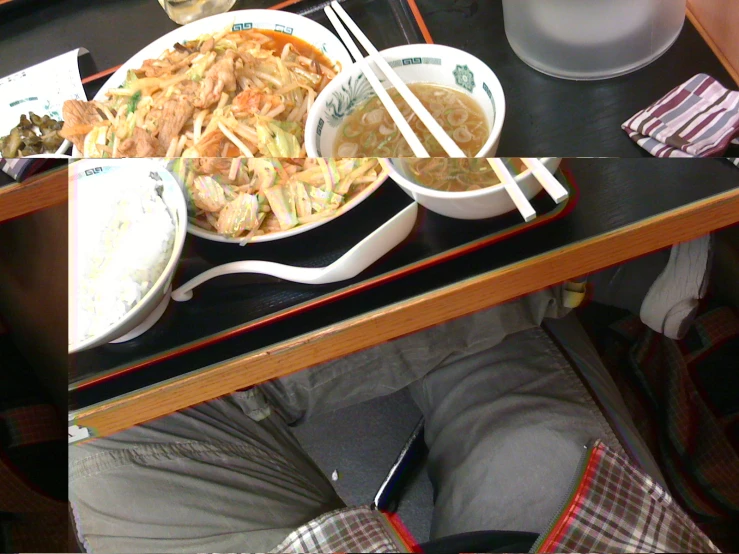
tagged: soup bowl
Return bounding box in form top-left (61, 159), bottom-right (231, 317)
top-left (389, 157), bottom-right (562, 220)
top-left (305, 44), bottom-right (506, 158)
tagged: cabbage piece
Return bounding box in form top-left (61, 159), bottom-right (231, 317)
top-left (216, 193), bottom-right (260, 237)
top-left (256, 120), bottom-right (301, 157)
top-left (247, 158), bottom-right (279, 191)
top-left (186, 51), bottom-right (216, 81)
top-left (293, 66), bottom-right (322, 87)
top-left (170, 159), bottom-right (196, 216)
top-left (214, 39), bottom-right (238, 53)
top-left (190, 175), bottom-right (227, 212)
top-left (83, 126), bottom-right (108, 158)
top-left (121, 69), bottom-right (138, 89)
top-left (128, 91), bottom-right (142, 114)
top-left (308, 186), bottom-right (343, 213)
top-left (292, 180), bottom-right (312, 218)
top-left (263, 184), bottom-right (298, 230)
top-left (322, 158), bottom-right (341, 193)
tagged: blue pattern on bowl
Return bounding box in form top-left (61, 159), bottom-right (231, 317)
top-left (324, 74), bottom-right (376, 127)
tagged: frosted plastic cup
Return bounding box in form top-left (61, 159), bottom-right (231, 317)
top-left (501, 0), bottom-right (686, 80)
top-left (158, 0), bottom-right (237, 25)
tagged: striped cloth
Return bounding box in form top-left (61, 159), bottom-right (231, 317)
top-left (622, 73), bottom-right (739, 161)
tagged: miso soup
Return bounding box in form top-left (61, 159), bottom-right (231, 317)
top-left (404, 158), bottom-right (528, 193)
top-left (334, 83), bottom-right (489, 158)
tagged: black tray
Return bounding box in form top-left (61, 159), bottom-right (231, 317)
top-left (69, 167), bottom-right (576, 390)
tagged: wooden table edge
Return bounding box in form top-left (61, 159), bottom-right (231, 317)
top-left (0, 167), bottom-right (67, 223)
top-left (71, 186), bottom-right (739, 438)
top-left (686, 6), bottom-right (739, 86)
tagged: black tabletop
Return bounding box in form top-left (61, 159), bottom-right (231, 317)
top-left (70, 158), bottom-right (739, 410)
top-left (1, 0), bottom-right (737, 157)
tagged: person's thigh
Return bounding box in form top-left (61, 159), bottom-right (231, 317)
top-left (543, 313), bottom-right (666, 487)
top-left (69, 389), bottom-right (343, 554)
top-left (409, 325), bottom-right (626, 539)
top-left (261, 287), bottom-right (571, 424)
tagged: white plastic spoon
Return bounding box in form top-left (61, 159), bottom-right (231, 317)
top-left (171, 202), bottom-right (419, 301)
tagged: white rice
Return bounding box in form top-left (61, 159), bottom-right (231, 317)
top-left (71, 175), bottom-right (175, 347)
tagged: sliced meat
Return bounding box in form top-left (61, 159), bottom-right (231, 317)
top-left (195, 130), bottom-right (226, 157)
top-left (193, 157), bottom-right (233, 177)
top-left (117, 127), bottom-right (163, 158)
top-left (59, 100), bottom-right (103, 152)
top-left (231, 90), bottom-right (280, 118)
top-left (200, 37), bottom-right (215, 54)
top-left (140, 50), bottom-right (193, 78)
top-left (156, 97), bottom-right (195, 151)
top-left (195, 50), bottom-right (237, 109)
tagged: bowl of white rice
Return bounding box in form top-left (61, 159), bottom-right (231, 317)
top-left (68, 158), bottom-right (188, 353)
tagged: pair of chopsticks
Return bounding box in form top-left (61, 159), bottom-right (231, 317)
top-left (324, 1), bottom-right (569, 221)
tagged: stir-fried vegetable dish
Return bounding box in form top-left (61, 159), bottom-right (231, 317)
top-left (60, 28), bottom-right (339, 158)
top-left (1, 112), bottom-right (64, 158)
top-left (172, 157), bottom-right (383, 243)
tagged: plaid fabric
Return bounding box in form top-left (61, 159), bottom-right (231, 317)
top-left (269, 443), bottom-right (715, 554)
top-left (622, 73), bottom-right (739, 157)
top-left (0, 336), bottom-right (67, 553)
top-left (535, 440), bottom-right (719, 553)
top-left (587, 303), bottom-right (739, 551)
top-left (2, 405), bottom-right (62, 448)
top-left (270, 506), bottom-right (415, 554)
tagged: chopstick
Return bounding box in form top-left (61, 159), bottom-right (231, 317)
top-left (327, 1), bottom-right (466, 157)
top-left (520, 158), bottom-right (569, 204)
top-left (486, 158), bottom-right (537, 222)
top-left (323, 5), bottom-right (429, 157)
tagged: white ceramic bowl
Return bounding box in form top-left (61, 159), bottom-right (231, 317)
top-left (167, 158), bottom-right (391, 244)
top-left (72, 9), bottom-right (352, 156)
top-left (305, 44), bottom-right (506, 158)
top-left (68, 159), bottom-right (188, 352)
top-left (389, 157), bottom-right (562, 220)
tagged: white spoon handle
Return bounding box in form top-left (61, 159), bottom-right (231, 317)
top-left (171, 261), bottom-right (324, 302)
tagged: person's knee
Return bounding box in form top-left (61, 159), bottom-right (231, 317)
top-left (430, 422), bottom-right (591, 536)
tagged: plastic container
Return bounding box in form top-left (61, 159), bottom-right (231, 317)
top-left (501, 0), bottom-right (686, 80)
top-left (158, 0), bottom-right (237, 25)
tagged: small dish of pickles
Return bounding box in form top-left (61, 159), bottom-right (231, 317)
top-left (0, 112), bottom-right (67, 158)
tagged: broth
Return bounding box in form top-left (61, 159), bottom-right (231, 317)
top-left (404, 158), bottom-right (528, 193)
top-left (334, 83), bottom-right (489, 157)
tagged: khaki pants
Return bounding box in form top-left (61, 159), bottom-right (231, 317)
top-left (70, 288), bottom-right (662, 553)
